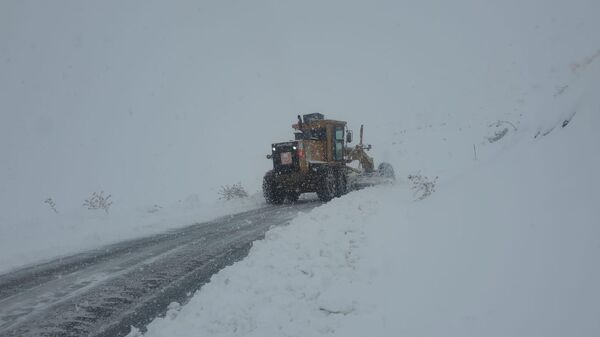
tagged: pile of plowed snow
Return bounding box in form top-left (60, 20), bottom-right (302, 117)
top-left (134, 61), bottom-right (600, 337)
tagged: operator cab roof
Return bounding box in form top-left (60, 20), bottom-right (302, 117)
top-left (292, 113), bottom-right (347, 131)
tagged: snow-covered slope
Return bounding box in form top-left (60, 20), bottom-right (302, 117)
top-left (136, 57), bottom-right (600, 336)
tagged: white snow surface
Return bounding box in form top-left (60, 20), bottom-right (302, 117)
top-left (137, 59), bottom-right (600, 336)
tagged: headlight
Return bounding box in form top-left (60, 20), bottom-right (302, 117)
top-left (292, 146), bottom-right (297, 150)
top-left (272, 147), bottom-right (276, 151)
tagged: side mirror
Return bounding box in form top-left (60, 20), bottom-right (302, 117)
top-left (346, 130), bottom-right (353, 143)
top-left (266, 154), bottom-right (273, 159)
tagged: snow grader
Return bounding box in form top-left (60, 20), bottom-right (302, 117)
top-left (263, 113), bottom-right (394, 204)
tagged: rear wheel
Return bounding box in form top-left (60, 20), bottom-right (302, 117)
top-left (334, 170), bottom-right (347, 197)
top-left (263, 171), bottom-right (284, 205)
top-left (316, 168), bottom-right (336, 202)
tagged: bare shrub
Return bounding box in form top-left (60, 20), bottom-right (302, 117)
top-left (83, 191), bottom-right (113, 213)
top-left (147, 204), bottom-right (163, 213)
top-left (488, 128), bottom-right (508, 143)
top-left (219, 183), bottom-right (248, 201)
top-left (44, 197), bottom-right (59, 214)
top-left (408, 173), bottom-right (438, 201)
top-left (487, 120), bottom-right (517, 143)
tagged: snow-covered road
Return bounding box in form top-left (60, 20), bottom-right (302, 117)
top-left (0, 201), bottom-right (320, 337)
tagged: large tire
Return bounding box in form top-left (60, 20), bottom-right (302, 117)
top-left (378, 162), bottom-right (395, 180)
top-left (316, 168), bottom-right (336, 202)
top-left (263, 171), bottom-right (284, 205)
top-left (334, 170), bottom-right (347, 197)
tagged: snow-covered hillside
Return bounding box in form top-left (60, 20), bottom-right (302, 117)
top-left (137, 58), bottom-right (600, 336)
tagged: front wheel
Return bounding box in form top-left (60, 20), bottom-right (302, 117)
top-left (263, 171), bottom-right (284, 205)
top-left (378, 162), bottom-right (395, 180)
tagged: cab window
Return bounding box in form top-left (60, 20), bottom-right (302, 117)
top-left (334, 126), bottom-right (344, 161)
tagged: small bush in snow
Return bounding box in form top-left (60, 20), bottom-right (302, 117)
top-left (44, 197), bottom-right (59, 214)
top-left (408, 173), bottom-right (438, 201)
top-left (147, 204), bottom-right (163, 213)
top-left (219, 183), bottom-right (248, 201)
top-left (487, 128), bottom-right (509, 143)
top-left (487, 120), bottom-right (517, 143)
top-left (83, 191), bottom-right (113, 213)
